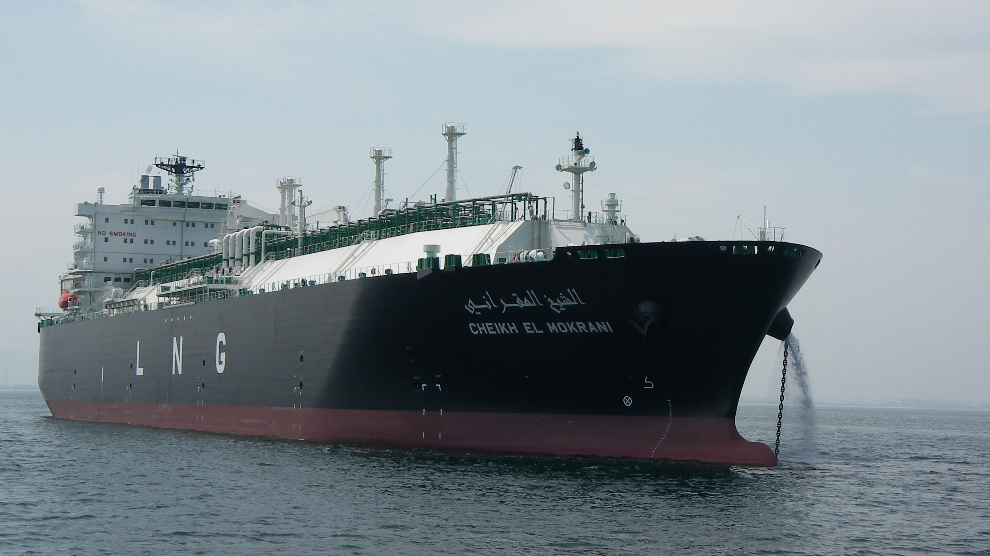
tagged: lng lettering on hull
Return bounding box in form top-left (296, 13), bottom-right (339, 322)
top-left (133, 332), bottom-right (227, 376)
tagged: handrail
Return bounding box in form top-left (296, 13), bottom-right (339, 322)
top-left (138, 193), bottom-right (550, 287)
top-left (40, 246), bottom-right (560, 328)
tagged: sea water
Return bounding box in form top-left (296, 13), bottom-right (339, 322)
top-left (1, 389), bottom-right (988, 555)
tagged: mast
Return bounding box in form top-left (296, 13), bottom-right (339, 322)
top-left (555, 133), bottom-right (596, 221)
top-left (292, 189), bottom-right (312, 254)
top-left (277, 178), bottom-right (302, 228)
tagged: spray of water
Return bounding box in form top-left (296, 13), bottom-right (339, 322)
top-left (783, 334), bottom-right (818, 462)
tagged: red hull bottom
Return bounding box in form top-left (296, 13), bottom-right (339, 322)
top-left (46, 400), bottom-right (777, 466)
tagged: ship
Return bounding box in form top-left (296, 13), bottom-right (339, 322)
top-left (36, 127), bottom-right (821, 466)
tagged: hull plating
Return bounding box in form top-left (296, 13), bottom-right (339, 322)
top-left (38, 241), bottom-right (821, 466)
top-left (46, 400), bottom-right (775, 466)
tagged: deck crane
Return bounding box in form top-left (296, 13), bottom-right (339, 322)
top-left (502, 165), bottom-right (523, 195)
top-left (735, 215), bottom-right (761, 240)
top-left (735, 207), bottom-right (785, 242)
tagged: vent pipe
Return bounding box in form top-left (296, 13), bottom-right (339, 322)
top-left (277, 177), bottom-right (302, 228)
top-left (370, 148), bottom-right (392, 215)
top-left (442, 123), bottom-right (466, 202)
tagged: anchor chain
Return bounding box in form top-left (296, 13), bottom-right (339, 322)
top-left (774, 342), bottom-right (789, 457)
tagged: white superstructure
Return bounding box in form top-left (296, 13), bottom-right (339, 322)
top-left (44, 131), bottom-right (638, 321)
top-left (57, 158), bottom-right (275, 312)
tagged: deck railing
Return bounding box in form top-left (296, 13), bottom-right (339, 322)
top-left (135, 193), bottom-right (550, 287)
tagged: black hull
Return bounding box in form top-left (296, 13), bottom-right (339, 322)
top-left (38, 241), bottom-right (821, 465)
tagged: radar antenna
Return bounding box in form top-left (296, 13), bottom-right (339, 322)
top-left (154, 152), bottom-right (205, 195)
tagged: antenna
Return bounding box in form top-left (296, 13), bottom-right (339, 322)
top-left (442, 123), bottom-right (466, 202)
top-left (370, 148), bottom-right (393, 215)
top-left (154, 152), bottom-right (204, 195)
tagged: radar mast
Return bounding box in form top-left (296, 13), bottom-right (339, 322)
top-left (154, 152), bottom-right (205, 195)
top-left (555, 133), bottom-right (596, 221)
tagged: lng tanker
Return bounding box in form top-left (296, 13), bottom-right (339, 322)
top-left (36, 128), bottom-right (821, 466)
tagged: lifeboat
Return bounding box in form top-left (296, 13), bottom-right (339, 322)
top-left (58, 291), bottom-right (79, 310)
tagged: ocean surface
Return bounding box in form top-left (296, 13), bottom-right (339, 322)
top-left (1, 389), bottom-right (988, 555)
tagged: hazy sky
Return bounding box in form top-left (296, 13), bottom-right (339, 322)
top-left (1, 1), bottom-right (987, 405)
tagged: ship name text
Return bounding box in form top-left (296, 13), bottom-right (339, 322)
top-left (468, 321), bottom-right (613, 335)
top-left (464, 288), bottom-right (586, 315)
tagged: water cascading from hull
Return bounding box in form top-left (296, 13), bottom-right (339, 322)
top-left (781, 334), bottom-right (818, 463)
